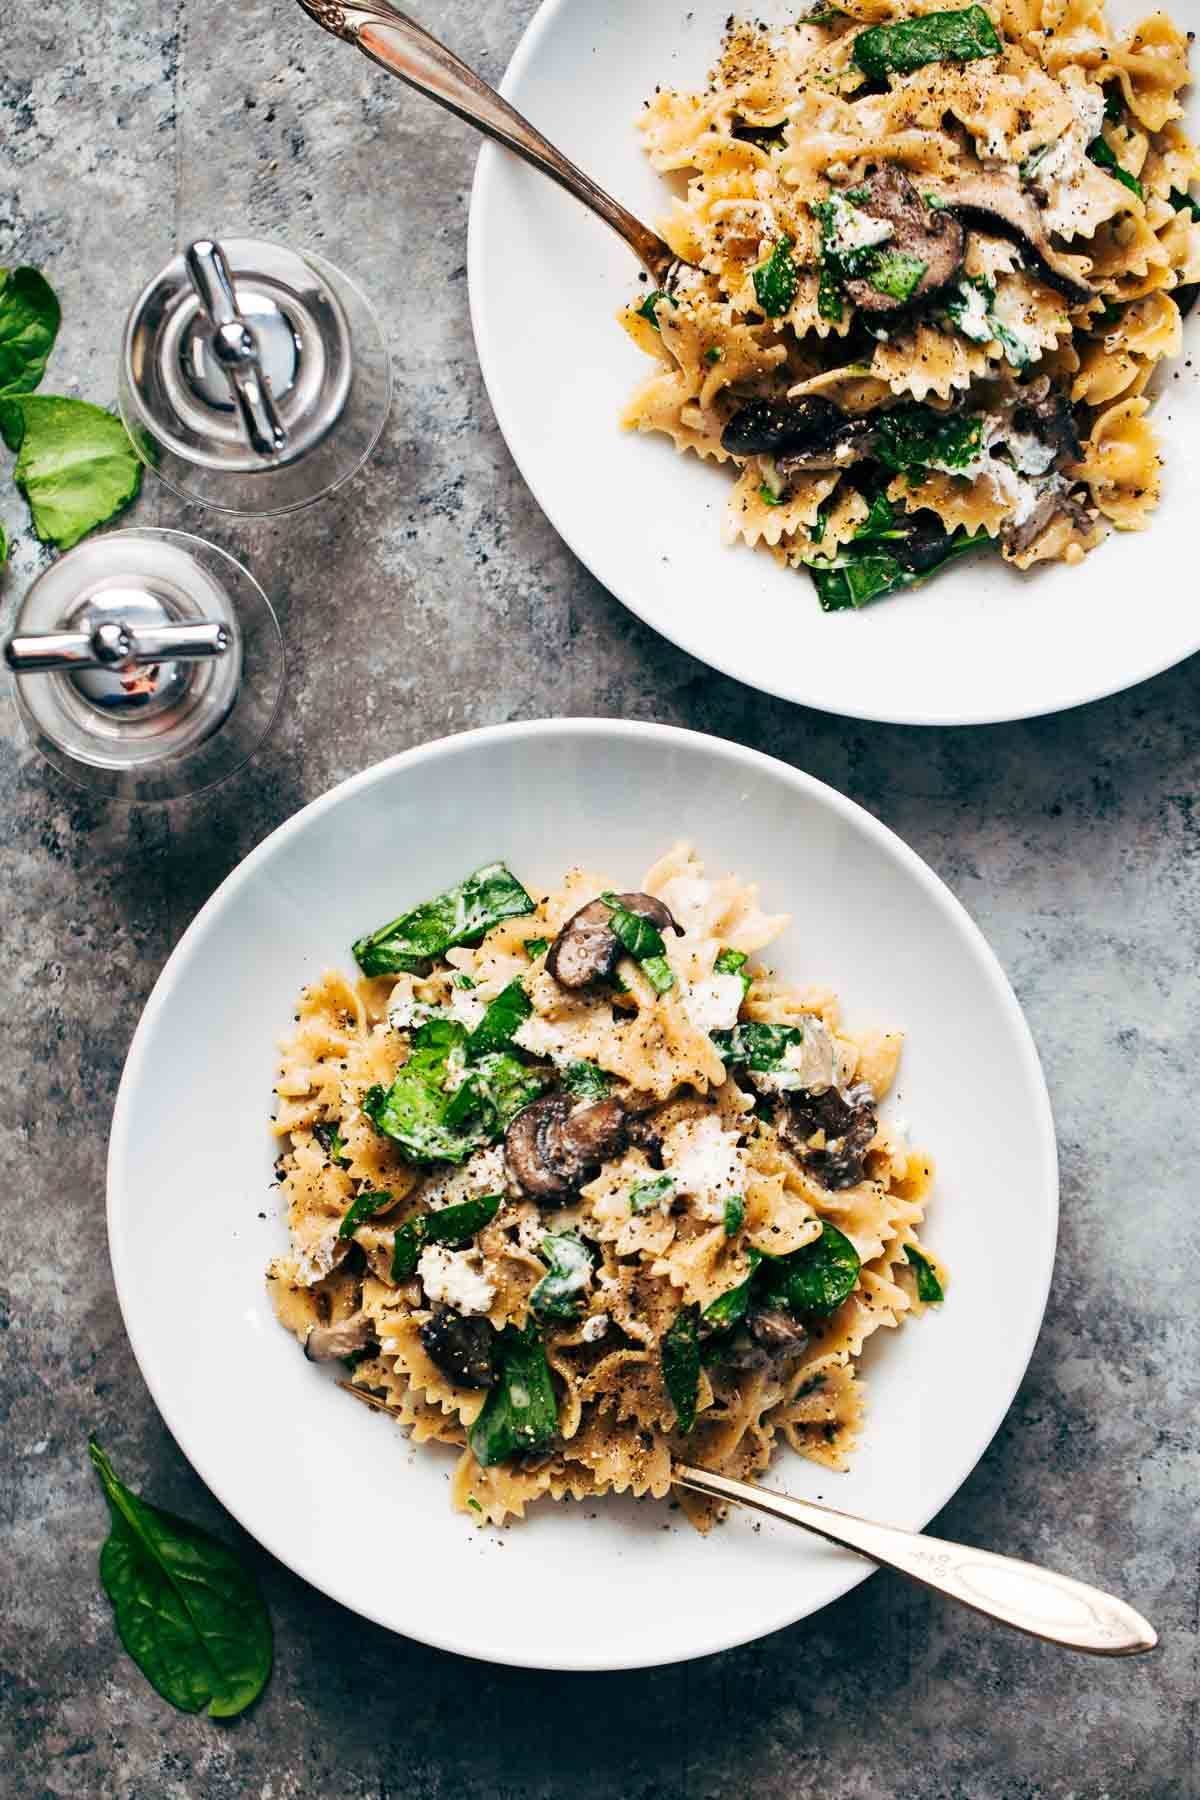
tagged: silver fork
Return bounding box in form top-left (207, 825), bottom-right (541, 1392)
top-left (293, 0), bottom-right (683, 285)
top-left (675, 1463), bottom-right (1157, 1656)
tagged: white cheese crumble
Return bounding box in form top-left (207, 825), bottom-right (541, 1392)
top-left (445, 984), bottom-right (487, 1032)
top-left (512, 1013), bottom-right (576, 1066)
top-left (579, 1312), bottom-right (609, 1343)
top-left (418, 1144), bottom-right (509, 1212)
top-left (387, 980), bottom-right (434, 1033)
top-left (681, 971), bottom-right (746, 1036)
top-left (824, 191), bottom-right (895, 256)
top-left (750, 1016), bottom-right (840, 1095)
top-left (1007, 428), bottom-right (1058, 477)
top-left (662, 1115), bottom-right (746, 1222)
top-left (417, 1245), bottom-right (495, 1315)
top-left (953, 280), bottom-right (993, 344)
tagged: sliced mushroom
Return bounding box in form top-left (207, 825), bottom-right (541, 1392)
top-left (1012, 385), bottom-right (1083, 470)
top-left (716, 1310), bottom-right (810, 1369)
top-left (928, 172), bottom-right (1094, 303)
top-left (419, 1306), bottom-right (496, 1388)
top-left (625, 1112), bottom-right (665, 1164)
top-left (841, 167), bottom-right (966, 315)
top-left (505, 1091), bottom-right (630, 1203)
top-left (1001, 486), bottom-right (1096, 560)
top-left (546, 891), bottom-right (681, 989)
top-left (304, 1311), bottom-right (376, 1363)
top-left (776, 1082), bottom-right (878, 1190)
top-left (721, 395), bottom-right (877, 470)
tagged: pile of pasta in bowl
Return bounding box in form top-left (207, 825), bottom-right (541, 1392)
top-left (267, 849), bottom-right (942, 1529)
top-left (620, 1), bottom-right (1199, 610)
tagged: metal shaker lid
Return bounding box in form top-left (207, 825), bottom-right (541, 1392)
top-left (121, 237), bottom-right (352, 473)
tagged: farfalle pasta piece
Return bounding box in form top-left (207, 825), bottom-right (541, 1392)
top-left (1109, 11), bottom-right (1190, 133)
top-left (724, 465), bottom-right (840, 549)
top-left (1074, 395), bottom-right (1163, 527)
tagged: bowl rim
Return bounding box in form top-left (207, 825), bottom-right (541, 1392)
top-left (466, 0), bottom-right (1200, 727)
top-left (107, 718), bottom-right (1060, 1668)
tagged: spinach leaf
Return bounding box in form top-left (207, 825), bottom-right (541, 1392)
top-left (338, 1187), bottom-right (395, 1240)
top-left (524, 936), bottom-right (550, 958)
top-left (362, 1018), bottom-right (474, 1163)
top-left (752, 235), bottom-right (799, 318)
top-left (1088, 135), bottom-right (1145, 201)
top-left (853, 6), bottom-right (1001, 80)
top-left (809, 522), bottom-right (987, 612)
top-left (714, 947), bottom-right (752, 998)
top-left (601, 893), bottom-right (676, 994)
top-left (661, 1307), bottom-right (701, 1434)
top-left (353, 863), bottom-right (534, 978)
top-left (468, 1322), bottom-right (559, 1466)
top-left (563, 1059), bottom-right (612, 1100)
top-left (0, 266), bottom-right (60, 394)
top-left (945, 277), bottom-right (1036, 370)
top-left (867, 250), bottom-right (928, 303)
top-left (1, 395), bottom-right (142, 550)
top-left (875, 404), bottom-right (984, 474)
top-left (466, 977), bottom-right (532, 1057)
top-left (638, 289), bottom-right (679, 330)
top-left (758, 1223), bottom-right (861, 1316)
top-left (759, 482), bottom-right (787, 508)
top-left (390, 1191), bottom-right (504, 1280)
top-left (530, 1232), bottom-right (595, 1321)
top-left (450, 1052), bottom-right (547, 1136)
top-left (701, 1250), bottom-right (763, 1331)
top-left (313, 1120), bottom-right (351, 1168)
top-left (712, 1020), bottom-right (804, 1072)
top-left (629, 1173), bottom-right (676, 1214)
top-left (1171, 188), bottom-right (1200, 223)
top-left (905, 1243), bottom-right (945, 1303)
top-left (338, 1188), bottom-right (394, 1245)
top-left (88, 1440), bottom-right (272, 1718)
top-left (722, 1193), bottom-right (746, 1236)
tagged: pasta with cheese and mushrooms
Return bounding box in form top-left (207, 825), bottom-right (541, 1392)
top-left (620, 1), bottom-right (1197, 610)
top-left (267, 847), bottom-right (942, 1529)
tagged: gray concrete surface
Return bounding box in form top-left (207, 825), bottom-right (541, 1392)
top-left (1, 1), bottom-right (1196, 1795)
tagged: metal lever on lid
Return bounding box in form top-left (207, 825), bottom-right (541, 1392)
top-left (5, 618), bottom-right (232, 675)
top-left (185, 240), bottom-right (288, 458)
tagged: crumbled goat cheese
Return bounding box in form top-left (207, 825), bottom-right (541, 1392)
top-left (419, 1144), bottom-right (509, 1212)
top-left (682, 971), bottom-right (746, 1035)
top-left (825, 190), bottom-right (895, 256)
top-left (662, 1115), bottom-right (746, 1221)
top-left (1006, 428), bottom-right (1059, 477)
top-left (387, 982), bottom-right (434, 1032)
top-left (417, 1245), bottom-right (496, 1315)
top-left (579, 1313), bottom-right (609, 1343)
top-left (446, 985), bottom-right (487, 1031)
top-left (953, 280), bottom-right (993, 343)
top-left (751, 1015), bottom-right (840, 1095)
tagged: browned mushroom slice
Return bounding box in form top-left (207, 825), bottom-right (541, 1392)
top-left (776, 1082), bottom-right (878, 1190)
top-left (716, 1310), bottom-right (810, 1369)
top-left (304, 1310), bottom-right (376, 1363)
top-left (546, 891), bottom-right (682, 989)
top-left (721, 395), bottom-right (877, 470)
top-left (419, 1306), bottom-right (496, 1388)
top-left (505, 1091), bottom-right (629, 1203)
top-left (841, 167), bottom-right (965, 315)
top-left (928, 172), bottom-right (1094, 303)
top-left (1012, 385), bottom-right (1083, 469)
top-left (1002, 487), bottom-right (1097, 560)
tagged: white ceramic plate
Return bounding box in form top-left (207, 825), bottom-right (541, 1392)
top-left (108, 721), bottom-right (1057, 1670)
top-left (468, 0), bottom-right (1200, 725)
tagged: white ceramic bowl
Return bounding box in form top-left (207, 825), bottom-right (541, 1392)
top-left (108, 721), bottom-right (1058, 1669)
top-left (469, 0), bottom-right (1200, 725)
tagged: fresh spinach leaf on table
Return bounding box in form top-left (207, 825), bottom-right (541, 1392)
top-left (89, 1439), bottom-right (272, 1718)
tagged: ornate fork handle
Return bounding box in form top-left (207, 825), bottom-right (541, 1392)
top-left (294, 0), bottom-right (678, 284)
top-left (675, 1464), bottom-right (1157, 1657)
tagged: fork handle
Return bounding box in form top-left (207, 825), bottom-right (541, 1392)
top-left (294, 0), bottom-right (677, 283)
top-left (674, 1464), bottom-right (1157, 1657)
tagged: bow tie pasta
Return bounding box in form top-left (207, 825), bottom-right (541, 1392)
top-left (267, 851), bottom-right (942, 1530)
top-left (620, 3), bottom-right (1196, 609)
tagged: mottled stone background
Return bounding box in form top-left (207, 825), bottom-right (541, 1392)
top-left (1, 1), bottom-right (1196, 1795)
